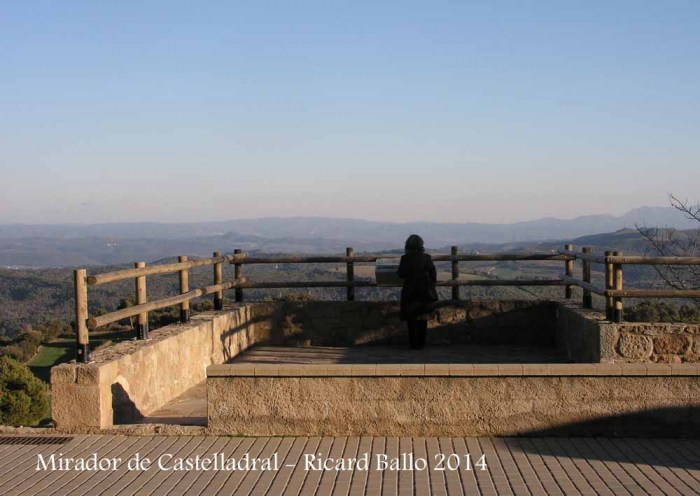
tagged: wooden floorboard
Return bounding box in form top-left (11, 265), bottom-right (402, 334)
top-left (54, 436), bottom-right (139, 496)
top-left (348, 436), bottom-right (371, 496)
top-left (648, 438), bottom-right (700, 492)
top-left (0, 434), bottom-right (82, 477)
top-left (0, 435), bottom-right (699, 495)
top-left (397, 437), bottom-right (414, 496)
top-left (165, 436), bottom-right (236, 496)
top-left (185, 437), bottom-right (250, 495)
top-left (0, 442), bottom-right (63, 484)
top-left (286, 436), bottom-right (321, 496)
top-left (87, 436), bottom-right (172, 495)
top-left (300, 436), bottom-right (335, 495)
top-left (138, 436), bottom-right (206, 496)
top-left (120, 436), bottom-right (196, 496)
top-left (316, 436), bottom-right (347, 496)
top-left (73, 436), bottom-right (154, 496)
top-left (4, 435), bottom-right (106, 496)
top-left (264, 436), bottom-right (309, 496)
top-left (364, 437), bottom-right (385, 496)
top-left (250, 436), bottom-right (295, 496)
top-left (230, 436), bottom-right (282, 495)
top-left (100, 436), bottom-right (180, 496)
top-left (21, 435), bottom-right (128, 496)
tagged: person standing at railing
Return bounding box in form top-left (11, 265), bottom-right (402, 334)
top-left (398, 234), bottom-right (438, 350)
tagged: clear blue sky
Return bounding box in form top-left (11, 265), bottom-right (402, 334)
top-left (1, 1), bottom-right (699, 224)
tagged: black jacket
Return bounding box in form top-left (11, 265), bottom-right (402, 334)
top-left (397, 252), bottom-right (437, 320)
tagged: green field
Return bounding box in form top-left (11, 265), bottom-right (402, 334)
top-left (28, 330), bottom-right (135, 383)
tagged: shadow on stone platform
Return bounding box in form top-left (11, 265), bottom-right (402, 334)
top-left (518, 405), bottom-right (700, 440)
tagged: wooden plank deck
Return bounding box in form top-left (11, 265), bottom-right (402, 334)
top-left (0, 435), bottom-right (698, 495)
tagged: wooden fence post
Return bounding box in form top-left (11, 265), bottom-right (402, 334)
top-left (135, 261), bottom-right (148, 339)
top-left (604, 251), bottom-right (614, 320)
top-left (74, 269), bottom-right (89, 362)
top-left (564, 244), bottom-right (573, 299)
top-left (582, 247), bottom-right (592, 309)
top-left (451, 246), bottom-right (459, 301)
top-left (346, 247), bottom-right (355, 301)
top-left (613, 251), bottom-right (624, 323)
top-left (179, 255), bottom-right (190, 323)
top-left (234, 249), bottom-right (243, 302)
top-left (213, 251), bottom-right (223, 310)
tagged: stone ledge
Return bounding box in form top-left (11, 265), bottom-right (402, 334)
top-left (51, 306), bottom-right (257, 429)
top-left (207, 375), bottom-right (700, 437)
top-left (206, 362), bottom-right (700, 377)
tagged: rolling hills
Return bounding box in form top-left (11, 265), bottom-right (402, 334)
top-left (0, 206), bottom-right (694, 268)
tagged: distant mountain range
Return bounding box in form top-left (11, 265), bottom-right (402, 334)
top-left (0, 206), bottom-right (695, 267)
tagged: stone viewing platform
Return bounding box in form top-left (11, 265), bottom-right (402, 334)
top-left (49, 248), bottom-right (700, 438)
top-left (50, 299), bottom-right (700, 438)
top-left (35, 247), bottom-right (700, 493)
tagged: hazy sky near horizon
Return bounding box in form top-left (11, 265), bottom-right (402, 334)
top-left (1, 1), bottom-right (699, 225)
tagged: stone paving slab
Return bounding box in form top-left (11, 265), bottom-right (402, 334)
top-left (229, 344), bottom-right (570, 365)
top-left (211, 346), bottom-right (700, 377)
top-left (0, 435), bottom-right (698, 495)
top-left (140, 382), bottom-right (207, 426)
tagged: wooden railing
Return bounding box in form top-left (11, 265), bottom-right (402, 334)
top-left (559, 246), bottom-right (700, 322)
top-left (72, 245), bottom-right (700, 362)
top-left (73, 252), bottom-right (250, 362)
top-left (72, 247), bottom-right (572, 362)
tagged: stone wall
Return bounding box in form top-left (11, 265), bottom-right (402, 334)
top-left (207, 363), bottom-right (700, 437)
top-left (51, 300), bottom-right (559, 431)
top-left (555, 303), bottom-right (616, 362)
top-left (431, 301), bottom-right (557, 346)
top-left (611, 323), bottom-right (700, 363)
top-left (250, 300), bottom-right (700, 364)
top-left (250, 300), bottom-right (557, 347)
top-left (51, 306), bottom-right (257, 429)
top-left (249, 301), bottom-right (402, 347)
top-left (554, 303), bottom-right (700, 364)
top-left (50, 298), bottom-right (700, 432)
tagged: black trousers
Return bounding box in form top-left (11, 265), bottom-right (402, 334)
top-left (407, 318), bottom-right (427, 349)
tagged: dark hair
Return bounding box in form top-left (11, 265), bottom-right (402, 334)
top-left (404, 234), bottom-right (425, 253)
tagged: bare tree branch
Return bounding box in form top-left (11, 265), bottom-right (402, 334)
top-left (635, 195), bottom-right (700, 292)
top-left (670, 193), bottom-right (700, 223)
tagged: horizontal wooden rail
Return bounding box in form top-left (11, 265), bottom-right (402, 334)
top-left (238, 281), bottom-right (362, 289)
top-left (236, 279), bottom-right (565, 289)
top-left (606, 289), bottom-right (700, 298)
top-left (558, 250), bottom-right (606, 264)
top-left (445, 253), bottom-right (572, 262)
top-left (234, 256), bottom-right (383, 264)
top-left (605, 256), bottom-right (700, 265)
top-left (235, 253), bottom-right (572, 265)
top-left (559, 251), bottom-right (700, 266)
top-left (87, 254), bottom-right (245, 285)
top-left (84, 252), bottom-right (573, 286)
top-left (87, 277), bottom-right (247, 329)
top-left (559, 275), bottom-right (606, 296)
top-left (437, 279), bottom-right (566, 287)
top-left (556, 276), bottom-right (700, 299)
